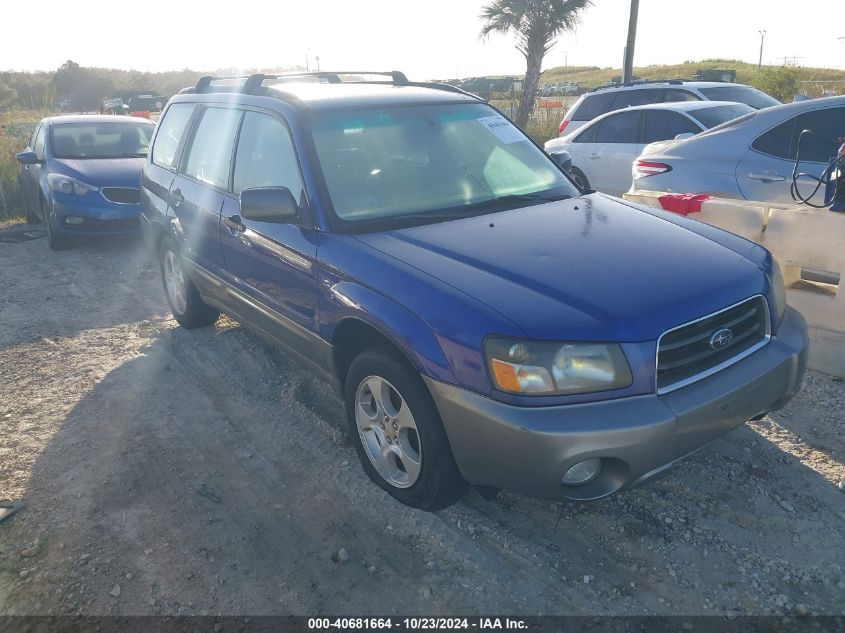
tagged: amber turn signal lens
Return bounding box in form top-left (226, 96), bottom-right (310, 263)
top-left (491, 359), bottom-right (521, 392)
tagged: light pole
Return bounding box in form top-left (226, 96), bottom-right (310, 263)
top-left (758, 30), bottom-right (766, 69)
top-left (623, 0), bottom-right (639, 83)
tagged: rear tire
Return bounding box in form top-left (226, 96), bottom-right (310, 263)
top-left (570, 167), bottom-right (591, 192)
top-left (158, 235), bottom-right (219, 328)
top-left (344, 348), bottom-right (468, 511)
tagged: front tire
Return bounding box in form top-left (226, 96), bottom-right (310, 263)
top-left (570, 167), bottom-right (591, 192)
top-left (344, 348), bottom-right (467, 511)
top-left (22, 186), bottom-right (40, 224)
top-left (158, 235), bottom-right (219, 328)
top-left (43, 198), bottom-right (70, 251)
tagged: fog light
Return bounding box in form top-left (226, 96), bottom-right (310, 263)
top-left (562, 458), bottom-right (601, 486)
top-left (64, 216), bottom-right (85, 225)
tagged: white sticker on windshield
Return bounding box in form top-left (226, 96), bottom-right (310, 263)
top-left (477, 115), bottom-right (525, 144)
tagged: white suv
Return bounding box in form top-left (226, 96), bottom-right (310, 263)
top-left (557, 81), bottom-right (780, 136)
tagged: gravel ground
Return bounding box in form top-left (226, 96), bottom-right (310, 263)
top-left (0, 231), bottom-right (844, 617)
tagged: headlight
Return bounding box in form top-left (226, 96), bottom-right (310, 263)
top-left (769, 259), bottom-right (787, 321)
top-left (484, 337), bottom-right (633, 396)
top-left (47, 173), bottom-right (96, 196)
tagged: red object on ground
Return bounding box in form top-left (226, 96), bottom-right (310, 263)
top-left (657, 193), bottom-right (712, 216)
top-left (130, 111), bottom-right (151, 119)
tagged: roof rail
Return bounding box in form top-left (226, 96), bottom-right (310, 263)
top-left (177, 71), bottom-right (482, 102)
top-left (181, 71), bottom-right (413, 95)
top-left (587, 78), bottom-right (686, 93)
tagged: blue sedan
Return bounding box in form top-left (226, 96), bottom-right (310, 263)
top-left (16, 115), bottom-right (155, 250)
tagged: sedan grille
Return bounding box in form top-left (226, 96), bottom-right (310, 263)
top-left (657, 296), bottom-right (770, 393)
top-left (101, 187), bottom-right (141, 204)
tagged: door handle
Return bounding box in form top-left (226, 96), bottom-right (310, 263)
top-left (587, 153), bottom-right (601, 159)
top-left (223, 214), bottom-right (246, 233)
top-left (172, 188), bottom-right (184, 207)
top-left (748, 172), bottom-right (786, 183)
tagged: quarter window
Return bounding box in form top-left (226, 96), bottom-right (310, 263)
top-left (233, 112), bottom-right (306, 205)
top-left (611, 89), bottom-right (663, 109)
top-left (183, 107), bottom-right (243, 189)
top-left (152, 104), bottom-right (195, 168)
top-left (571, 93), bottom-right (615, 121)
top-left (663, 89), bottom-right (701, 103)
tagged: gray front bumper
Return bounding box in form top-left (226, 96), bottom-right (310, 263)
top-left (426, 307), bottom-right (808, 501)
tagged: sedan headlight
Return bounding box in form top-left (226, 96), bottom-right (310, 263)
top-left (769, 259), bottom-right (787, 321)
top-left (47, 173), bottom-right (97, 196)
top-left (484, 337), bottom-right (633, 396)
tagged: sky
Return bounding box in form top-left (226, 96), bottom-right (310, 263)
top-left (1, 0), bottom-right (843, 78)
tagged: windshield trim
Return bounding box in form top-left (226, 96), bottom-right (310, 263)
top-left (307, 101), bottom-right (580, 235)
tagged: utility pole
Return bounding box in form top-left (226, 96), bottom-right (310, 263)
top-left (623, 0), bottom-right (639, 83)
top-left (758, 30), bottom-right (766, 69)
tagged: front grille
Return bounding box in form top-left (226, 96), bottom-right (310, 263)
top-left (101, 187), bottom-right (141, 204)
top-left (657, 296), bottom-right (770, 393)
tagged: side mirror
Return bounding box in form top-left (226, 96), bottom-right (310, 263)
top-left (16, 151), bottom-right (40, 165)
top-left (549, 150), bottom-right (572, 174)
top-left (674, 132), bottom-right (695, 141)
top-left (240, 187), bottom-right (299, 223)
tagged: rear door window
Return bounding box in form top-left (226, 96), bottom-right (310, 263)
top-left (574, 123), bottom-right (598, 143)
top-left (594, 111), bottom-right (642, 144)
top-left (152, 104), bottom-right (195, 168)
top-left (752, 119), bottom-right (796, 160)
top-left (611, 89), bottom-right (663, 109)
top-left (643, 110), bottom-right (700, 143)
top-left (182, 107), bottom-right (243, 189)
top-left (571, 93), bottom-right (615, 121)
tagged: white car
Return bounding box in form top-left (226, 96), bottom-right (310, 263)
top-left (545, 101), bottom-right (754, 197)
top-left (631, 96), bottom-right (845, 205)
top-left (556, 81), bottom-right (779, 136)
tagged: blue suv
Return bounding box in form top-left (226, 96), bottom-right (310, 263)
top-left (140, 71), bottom-right (808, 510)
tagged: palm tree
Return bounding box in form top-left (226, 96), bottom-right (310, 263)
top-left (480, 0), bottom-right (593, 127)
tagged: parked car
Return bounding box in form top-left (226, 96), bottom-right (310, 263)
top-left (16, 115), bottom-right (155, 250)
top-left (544, 101), bottom-right (755, 197)
top-left (631, 95), bottom-right (845, 205)
top-left (140, 71), bottom-right (807, 511)
top-left (557, 80), bottom-right (780, 136)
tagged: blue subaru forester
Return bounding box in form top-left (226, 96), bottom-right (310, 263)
top-left (140, 72), bottom-right (808, 510)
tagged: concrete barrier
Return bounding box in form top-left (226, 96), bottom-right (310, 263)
top-left (624, 190), bottom-right (845, 378)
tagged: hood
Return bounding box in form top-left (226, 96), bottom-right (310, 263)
top-left (52, 157), bottom-right (145, 188)
top-left (355, 195), bottom-right (768, 341)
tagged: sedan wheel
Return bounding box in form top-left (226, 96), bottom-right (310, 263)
top-left (355, 375), bottom-right (422, 488)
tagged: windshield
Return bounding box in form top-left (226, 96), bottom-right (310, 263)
top-left (50, 121), bottom-right (154, 159)
top-left (688, 103), bottom-right (755, 129)
top-left (311, 103), bottom-right (576, 227)
top-left (699, 86), bottom-right (780, 110)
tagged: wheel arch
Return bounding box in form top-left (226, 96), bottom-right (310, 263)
top-left (326, 285), bottom-right (455, 393)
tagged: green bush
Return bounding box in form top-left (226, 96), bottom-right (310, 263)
top-left (751, 66), bottom-right (802, 102)
top-left (0, 117), bottom-right (37, 220)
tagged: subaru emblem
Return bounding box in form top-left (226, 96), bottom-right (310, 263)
top-left (709, 328), bottom-right (734, 350)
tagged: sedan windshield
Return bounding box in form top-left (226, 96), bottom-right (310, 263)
top-left (311, 103), bottom-right (576, 227)
top-left (688, 103), bottom-right (755, 129)
top-left (51, 121), bottom-right (154, 159)
top-left (698, 86), bottom-right (780, 110)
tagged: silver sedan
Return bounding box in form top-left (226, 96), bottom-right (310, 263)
top-left (631, 95), bottom-right (845, 204)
